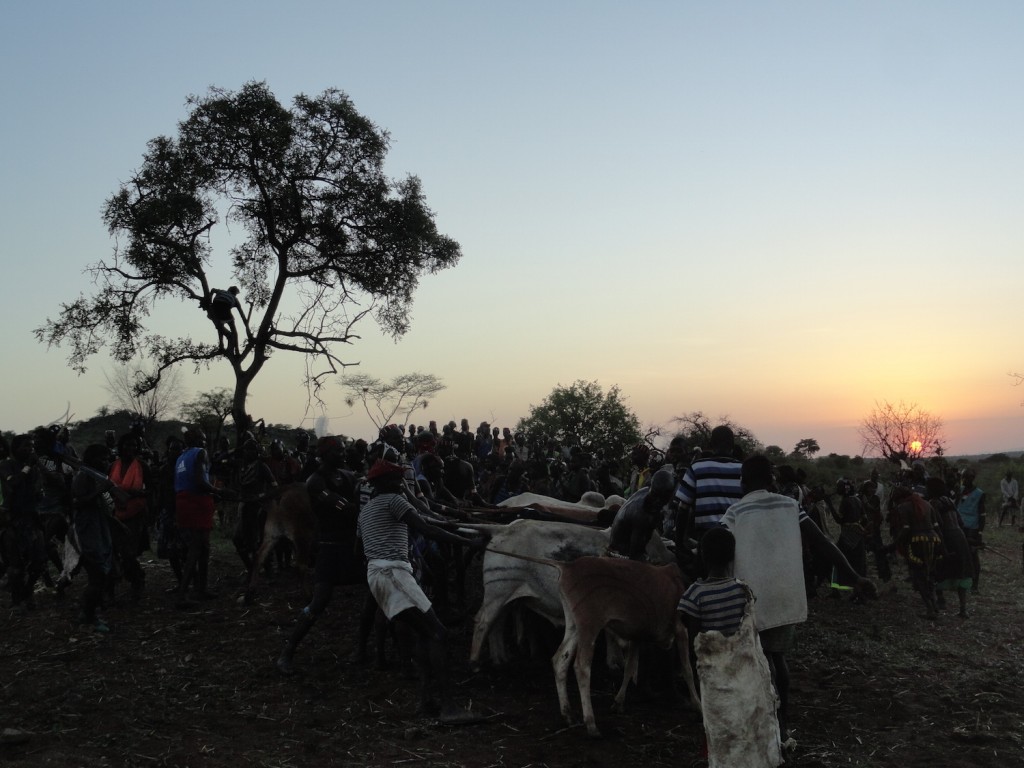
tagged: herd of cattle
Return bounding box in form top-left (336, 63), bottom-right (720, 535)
top-left (250, 484), bottom-right (702, 737)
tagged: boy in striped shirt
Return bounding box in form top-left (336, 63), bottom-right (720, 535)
top-left (677, 526), bottom-right (751, 638)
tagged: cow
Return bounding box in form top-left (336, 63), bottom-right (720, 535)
top-left (496, 491), bottom-right (624, 526)
top-left (484, 548), bottom-right (700, 738)
top-left (552, 556), bottom-right (699, 737)
top-left (243, 483), bottom-right (316, 604)
top-left (464, 519), bottom-right (673, 666)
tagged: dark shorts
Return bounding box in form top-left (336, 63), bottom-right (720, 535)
top-left (759, 624), bottom-right (797, 654)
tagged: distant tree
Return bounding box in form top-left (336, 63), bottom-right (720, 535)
top-left (668, 411), bottom-right (762, 457)
top-left (792, 438), bottom-right (820, 458)
top-left (858, 400), bottom-right (945, 462)
top-left (516, 380), bottom-right (641, 461)
top-left (103, 355), bottom-right (185, 428)
top-left (34, 81), bottom-right (461, 442)
top-left (982, 453), bottom-right (1011, 464)
top-left (764, 445), bottom-right (786, 461)
top-left (180, 388), bottom-right (235, 448)
top-left (340, 372), bottom-right (445, 432)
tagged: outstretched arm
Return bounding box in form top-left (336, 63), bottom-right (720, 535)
top-left (801, 517), bottom-right (876, 598)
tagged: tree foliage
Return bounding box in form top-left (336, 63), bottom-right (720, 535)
top-left (35, 81), bottom-right (460, 439)
top-left (858, 400), bottom-right (945, 462)
top-left (516, 380), bottom-right (641, 461)
top-left (792, 438), bottom-right (820, 458)
top-left (180, 387), bottom-right (235, 448)
top-left (340, 372), bottom-right (445, 432)
top-left (667, 411), bottom-right (762, 457)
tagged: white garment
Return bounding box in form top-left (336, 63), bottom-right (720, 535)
top-left (1000, 477), bottom-right (1018, 502)
top-left (696, 608), bottom-right (783, 768)
top-left (366, 559), bottom-right (432, 620)
top-left (721, 489), bottom-right (807, 632)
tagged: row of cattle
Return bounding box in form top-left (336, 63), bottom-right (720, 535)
top-left (249, 484), bottom-right (700, 737)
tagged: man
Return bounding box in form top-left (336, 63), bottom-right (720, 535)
top-left (722, 454), bottom-right (875, 749)
top-left (999, 470), bottom-right (1018, 527)
top-left (205, 285), bottom-right (247, 356)
top-left (174, 428), bottom-right (223, 608)
top-left (956, 469), bottom-right (985, 593)
top-left (277, 437), bottom-right (361, 674)
top-left (72, 444), bottom-right (116, 632)
top-left (608, 468), bottom-right (677, 560)
top-left (0, 435), bottom-right (47, 611)
top-left (675, 425), bottom-right (744, 542)
top-left (358, 459), bottom-right (484, 723)
top-left (232, 439), bottom-right (277, 571)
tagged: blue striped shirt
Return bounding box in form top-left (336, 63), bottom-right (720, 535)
top-left (677, 577), bottom-right (752, 636)
top-left (675, 457), bottom-right (744, 529)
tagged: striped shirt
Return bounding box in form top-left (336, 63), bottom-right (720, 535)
top-left (358, 492), bottom-right (413, 563)
top-left (677, 577), bottom-right (752, 636)
top-left (675, 456), bottom-right (744, 529)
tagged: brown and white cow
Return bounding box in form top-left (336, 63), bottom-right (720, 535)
top-left (464, 519), bottom-right (672, 665)
top-left (480, 544), bottom-right (700, 737)
top-left (550, 555), bottom-right (699, 737)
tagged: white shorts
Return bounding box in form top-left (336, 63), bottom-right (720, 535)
top-left (366, 559), bottom-right (432, 620)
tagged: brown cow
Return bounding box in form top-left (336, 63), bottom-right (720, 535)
top-left (552, 556), bottom-right (699, 737)
top-left (485, 546), bottom-right (699, 738)
top-left (243, 483), bottom-right (316, 604)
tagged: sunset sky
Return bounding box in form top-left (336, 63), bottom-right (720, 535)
top-left (3, 2), bottom-right (1023, 457)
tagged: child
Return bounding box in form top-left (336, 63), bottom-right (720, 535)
top-left (677, 526), bottom-right (752, 640)
top-left (678, 526), bottom-right (783, 768)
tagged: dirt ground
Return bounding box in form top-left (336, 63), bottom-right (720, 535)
top-left (2, 524), bottom-right (1022, 768)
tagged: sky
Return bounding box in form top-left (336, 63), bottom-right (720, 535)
top-left (2, 1), bottom-right (1024, 457)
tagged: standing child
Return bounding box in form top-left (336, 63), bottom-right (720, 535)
top-left (677, 526), bottom-right (752, 640)
top-left (678, 527), bottom-right (783, 768)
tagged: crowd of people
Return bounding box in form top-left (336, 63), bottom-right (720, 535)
top-left (0, 415), bottom-right (1013, 740)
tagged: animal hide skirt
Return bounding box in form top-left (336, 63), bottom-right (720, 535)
top-left (695, 608), bottom-right (783, 768)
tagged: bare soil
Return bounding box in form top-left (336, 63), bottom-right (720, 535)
top-left (2, 525), bottom-right (1022, 768)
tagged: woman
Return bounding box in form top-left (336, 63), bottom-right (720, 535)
top-left (108, 434), bottom-right (148, 599)
top-left (927, 477), bottom-right (973, 618)
top-left (892, 485), bottom-right (942, 619)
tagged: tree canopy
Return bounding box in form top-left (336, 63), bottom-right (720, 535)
top-left (668, 411), bottom-right (762, 457)
top-left (340, 372), bottom-right (445, 432)
top-left (516, 380), bottom-right (641, 461)
top-left (858, 400), bottom-right (945, 462)
top-left (792, 437), bottom-right (820, 458)
top-left (35, 81), bottom-right (461, 437)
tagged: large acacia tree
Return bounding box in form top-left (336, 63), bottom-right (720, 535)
top-left (516, 380), bottom-right (642, 461)
top-left (859, 400), bottom-right (945, 462)
top-left (340, 371), bottom-right (445, 433)
top-left (36, 82), bottom-right (461, 438)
